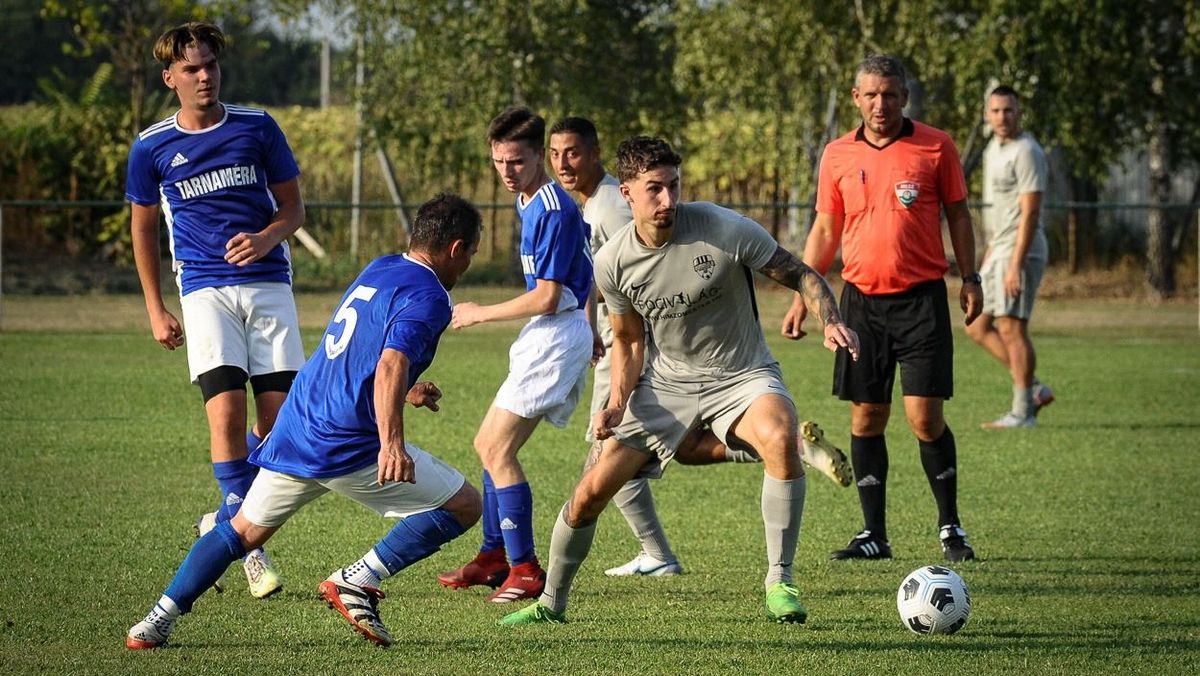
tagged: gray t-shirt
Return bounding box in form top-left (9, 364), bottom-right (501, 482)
top-left (583, 173), bottom-right (633, 254)
top-left (594, 202), bottom-right (778, 380)
top-left (982, 132), bottom-right (1048, 258)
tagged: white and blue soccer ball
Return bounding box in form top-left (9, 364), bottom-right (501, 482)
top-left (896, 565), bottom-right (971, 635)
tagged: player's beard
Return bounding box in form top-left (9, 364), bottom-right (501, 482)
top-left (652, 209), bottom-right (675, 229)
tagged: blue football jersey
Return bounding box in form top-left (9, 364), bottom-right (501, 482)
top-left (250, 255), bottom-right (452, 478)
top-left (125, 105), bottom-right (301, 296)
top-left (517, 182), bottom-right (592, 312)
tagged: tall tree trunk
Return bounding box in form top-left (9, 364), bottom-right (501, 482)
top-left (1144, 13), bottom-right (1179, 300)
top-left (1145, 107), bottom-right (1174, 299)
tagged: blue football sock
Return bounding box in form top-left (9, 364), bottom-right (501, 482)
top-left (480, 471), bottom-right (505, 553)
top-left (212, 458), bottom-right (258, 523)
top-left (164, 520), bottom-right (246, 613)
top-left (369, 508), bottom-right (467, 577)
top-left (496, 482), bottom-right (535, 565)
top-left (246, 429), bottom-right (263, 452)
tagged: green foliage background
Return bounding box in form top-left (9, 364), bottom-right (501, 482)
top-left (1, 0), bottom-right (1199, 293)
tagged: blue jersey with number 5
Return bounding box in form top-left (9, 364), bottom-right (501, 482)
top-left (251, 254), bottom-right (451, 478)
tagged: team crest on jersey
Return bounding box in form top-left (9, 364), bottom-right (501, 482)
top-left (894, 181), bottom-right (919, 208)
top-left (693, 254), bottom-right (716, 279)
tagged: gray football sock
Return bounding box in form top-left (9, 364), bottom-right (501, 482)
top-left (613, 478), bottom-right (676, 562)
top-left (540, 504), bottom-right (597, 614)
top-left (725, 447), bottom-right (763, 463)
top-left (761, 473), bottom-right (806, 588)
top-left (1013, 385), bottom-right (1035, 418)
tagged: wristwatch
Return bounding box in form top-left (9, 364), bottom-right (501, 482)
top-left (962, 273), bottom-right (982, 285)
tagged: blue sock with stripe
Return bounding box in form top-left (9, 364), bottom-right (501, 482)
top-left (368, 508), bottom-right (467, 578)
top-left (480, 471), bottom-right (505, 554)
top-left (496, 482), bottom-right (535, 564)
top-left (212, 458), bottom-right (257, 523)
top-left (164, 520), bottom-right (246, 613)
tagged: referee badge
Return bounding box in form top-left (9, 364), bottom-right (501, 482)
top-left (894, 181), bottom-right (919, 208)
top-left (693, 254), bottom-right (716, 279)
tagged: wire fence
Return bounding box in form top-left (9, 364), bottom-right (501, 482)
top-left (1, 198), bottom-right (1198, 329)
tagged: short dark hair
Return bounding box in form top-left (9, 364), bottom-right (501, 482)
top-left (486, 107), bottom-right (545, 150)
top-left (154, 21), bottom-right (226, 69)
top-left (856, 54), bottom-right (907, 89)
top-left (409, 193), bottom-right (482, 252)
top-left (989, 85), bottom-right (1020, 102)
top-left (615, 136), bottom-right (682, 183)
top-left (548, 117), bottom-right (599, 149)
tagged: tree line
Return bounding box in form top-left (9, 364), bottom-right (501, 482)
top-left (1, 0), bottom-right (1197, 297)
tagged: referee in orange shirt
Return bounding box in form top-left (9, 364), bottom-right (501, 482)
top-left (781, 54), bottom-right (982, 563)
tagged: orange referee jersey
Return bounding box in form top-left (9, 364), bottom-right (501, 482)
top-left (816, 119), bottom-right (968, 295)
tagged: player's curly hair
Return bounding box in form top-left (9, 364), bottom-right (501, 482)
top-left (615, 136), bottom-right (681, 183)
top-left (410, 193), bottom-right (482, 252)
top-left (487, 107), bottom-right (545, 150)
top-left (154, 21), bottom-right (226, 69)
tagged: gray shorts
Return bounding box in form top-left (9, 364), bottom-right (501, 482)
top-left (611, 362), bottom-right (793, 479)
top-left (981, 250), bottom-right (1046, 320)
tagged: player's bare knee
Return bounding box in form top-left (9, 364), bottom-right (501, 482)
top-left (907, 415), bottom-right (945, 442)
top-left (852, 404), bottom-right (889, 436)
top-left (567, 485), bottom-right (608, 525)
top-left (476, 443), bottom-right (517, 475)
top-left (231, 513), bottom-right (274, 551)
top-left (563, 497), bottom-right (601, 529)
top-left (442, 482), bottom-right (483, 529)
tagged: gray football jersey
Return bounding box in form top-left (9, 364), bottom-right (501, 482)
top-left (583, 173), bottom-right (633, 254)
top-left (982, 132), bottom-right (1048, 257)
top-left (594, 202), bottom-right (779, 380)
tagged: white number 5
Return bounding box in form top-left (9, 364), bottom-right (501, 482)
top-left (324, 285), bottom-right (378, 359)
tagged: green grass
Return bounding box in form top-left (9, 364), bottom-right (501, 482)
top-left (1, 290), bottom-right (1198, 674)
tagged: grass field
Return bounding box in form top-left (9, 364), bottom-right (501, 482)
top-left (1, 288), bottom-right (1198, 675)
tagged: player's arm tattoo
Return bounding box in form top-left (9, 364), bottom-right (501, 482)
top-left (759, 245), bottom-right (843, 326)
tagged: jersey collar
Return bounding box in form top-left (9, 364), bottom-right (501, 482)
top-left (854, 118), bottom-right (915, 150)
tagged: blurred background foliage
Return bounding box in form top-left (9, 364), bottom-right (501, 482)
top-left (0, 0), bottom-right (1197, 295)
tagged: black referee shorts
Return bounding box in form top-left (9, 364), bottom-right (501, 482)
top-left (832, 279), bottom-right (954, 403)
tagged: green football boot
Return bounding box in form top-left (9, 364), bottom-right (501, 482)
top-left (498, 602), bottom-right (567, 626)
top-left (765, 582), bottom-right (808, 624)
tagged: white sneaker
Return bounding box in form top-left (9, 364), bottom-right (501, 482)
top-left (800, 421), bottom-right (853, 487)
top-left (125, 608), bottom-right (176, 650)
top-left (194, 512), bottom-right (224, 593)
top-left (604, 552), bottom-right (683, 577)
top-left (244, 548), bottom-right (283, 599)
top-left (981, 412), bottom-right (1037, 429)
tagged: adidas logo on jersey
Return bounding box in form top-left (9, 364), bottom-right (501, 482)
top-left (170, 152), bottom-right (189, 167)
top-left (225, 493), bottom-right (243, 506)
top-left (500, 518), bottom-right (517, 530)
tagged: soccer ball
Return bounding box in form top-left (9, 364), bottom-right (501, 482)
top-left (896, 565), bottom-right (971, 635)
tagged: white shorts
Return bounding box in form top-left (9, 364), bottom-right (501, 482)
top-left (180, 282), bottom-right (305, 383)
top-left (586, 303), bottom-right (615, 441)
top-left (494, 310), bottom-right (592, 428)
top-left (239, 444), bottom-right (466, 528)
